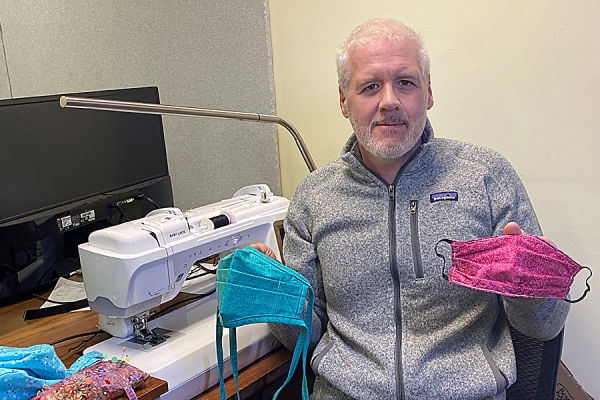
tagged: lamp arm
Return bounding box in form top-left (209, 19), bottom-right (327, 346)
top-left (59, 96), bottom-right (316, 172)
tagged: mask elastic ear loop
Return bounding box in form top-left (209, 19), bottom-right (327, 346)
top-left (435, 239), bottom-right (453, 280)
top-left (565, 266), bottom-right (593, 303)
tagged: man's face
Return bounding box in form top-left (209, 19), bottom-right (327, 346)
top-left (339, 38), bottom-right (434, 161)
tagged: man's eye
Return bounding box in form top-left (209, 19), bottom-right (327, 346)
top-left (363, 84), bottom-right (379, 92)
top-left (399, 80), bottom-right (413, 86)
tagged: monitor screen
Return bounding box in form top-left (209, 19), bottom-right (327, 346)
top-left (0, 86), bottom-right (169, 226)
top-left (0, 86), bottom-right (173, 305)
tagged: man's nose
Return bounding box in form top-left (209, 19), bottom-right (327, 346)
top-left (379, 84), bottom-right (401, 112)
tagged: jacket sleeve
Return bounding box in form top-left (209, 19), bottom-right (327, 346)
top-left (268, 185), bottom-right (328, 353)
top-left (486, 151), bottom-right (569, 340)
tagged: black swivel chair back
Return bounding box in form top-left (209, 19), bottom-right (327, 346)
top-left (506, 325), bottom-right (564, 400)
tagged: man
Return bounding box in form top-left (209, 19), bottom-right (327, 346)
top-left (256, 18), bottom-right (569, 399)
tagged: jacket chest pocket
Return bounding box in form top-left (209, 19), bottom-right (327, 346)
top-left (409, 200), bottom-right (424, 279)
top-left (405, 197), bottom-right (484, 280)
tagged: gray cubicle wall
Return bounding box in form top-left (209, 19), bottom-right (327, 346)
top-left (0, 1), bottom-right (281, 209)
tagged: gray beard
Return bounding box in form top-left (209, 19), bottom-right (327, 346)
top-left (350, 112), bottom-right (427, 160)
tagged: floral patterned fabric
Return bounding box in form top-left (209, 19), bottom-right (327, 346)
top-left (30, 360), bottom-right (148, 400)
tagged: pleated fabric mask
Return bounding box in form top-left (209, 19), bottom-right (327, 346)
top-left (435, 234), bottom-right (591, 302)
top-left (215, 247), bottom-right (313, 400)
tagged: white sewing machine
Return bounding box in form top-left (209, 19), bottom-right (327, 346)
top-left (80, 184), bottom-right (289, 400)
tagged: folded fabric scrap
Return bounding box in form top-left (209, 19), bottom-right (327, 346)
top-left (0, 344), bottom-right (103, 400)
top-left (30, 359), bottom-right (149, 400)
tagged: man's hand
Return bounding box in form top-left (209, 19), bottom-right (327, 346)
top-left (503, 222), bottom-right (555, 246)
top-left (502, 221), bottom-right (524, 235)
top-left (249, 243), bottom-right (278, 260)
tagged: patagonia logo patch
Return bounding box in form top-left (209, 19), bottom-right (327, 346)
top-left (430, 192), bottom-right (458, 203)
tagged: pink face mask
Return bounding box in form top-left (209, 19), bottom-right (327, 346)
top-left (435, 234), bottom-right (592, 303)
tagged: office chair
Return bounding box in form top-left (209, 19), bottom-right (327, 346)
top-left (506, 325), bottom-right (564, 400)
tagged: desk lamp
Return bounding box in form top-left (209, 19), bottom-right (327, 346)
top-left (59, 96), bottom-right (316, 173)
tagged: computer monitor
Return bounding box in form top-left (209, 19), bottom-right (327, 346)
top-left (0, 86), bottom-right (174, 305)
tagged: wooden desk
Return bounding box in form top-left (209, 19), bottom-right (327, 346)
top-left (0, 290), bottom-right (293, 400)
top-left (195, 346), bottom-right (293, 400)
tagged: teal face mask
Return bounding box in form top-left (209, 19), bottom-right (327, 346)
top-left (216, 247), bottom-right (314, 400)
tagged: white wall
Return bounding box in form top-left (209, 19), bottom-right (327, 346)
top-left (269, 0), bottom-right (600, 396)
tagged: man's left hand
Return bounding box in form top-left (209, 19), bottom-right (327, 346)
top-left (503, 222), bottom-right (555, 246)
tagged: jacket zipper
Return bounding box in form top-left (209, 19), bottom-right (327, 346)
top-left (410, 200), bottom-right (424, 279)
top-left (351, 144), bottom-right (423, 400)
top-left (388, 184), bottom-right (405, 400)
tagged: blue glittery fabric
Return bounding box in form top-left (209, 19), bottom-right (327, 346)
top-left (0, 344), bottom-right (103, 400)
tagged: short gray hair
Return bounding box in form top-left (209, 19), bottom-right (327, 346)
top-left (336, 19), bottom-right (430, 94)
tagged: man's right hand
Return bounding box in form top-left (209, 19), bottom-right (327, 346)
top-left (249, 243), bottom-right (278, 260)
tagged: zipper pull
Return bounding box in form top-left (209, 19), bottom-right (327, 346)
top-left (388, 185), bottom-right (395, 200)
top-left (410, 200), bottom-right (417, 213)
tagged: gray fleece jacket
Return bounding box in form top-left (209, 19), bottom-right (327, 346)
top-left (270, 120), bottom-right (569, 399)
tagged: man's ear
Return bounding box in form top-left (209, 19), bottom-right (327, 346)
top-left (339, 86), bottom-right (349, 118)
top-left (427, 77), bottom-right (434, 110)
